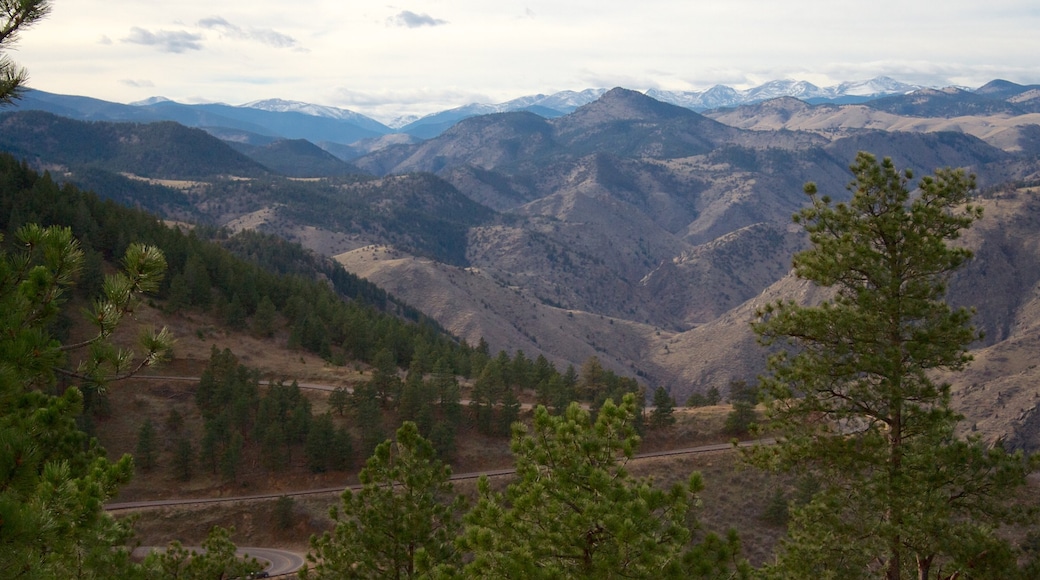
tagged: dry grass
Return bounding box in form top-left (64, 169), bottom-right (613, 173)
top-left (105, 360), bottom-right (787, 565)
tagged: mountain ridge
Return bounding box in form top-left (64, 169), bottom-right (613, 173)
top-left (4, 86), bottom-right (1040, 452)
top-left (16, 77), bottom-right (1038, 147)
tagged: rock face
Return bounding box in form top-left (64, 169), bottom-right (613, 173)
top-left (6, 87), bottom-right (1040, 443)
top-left (341, 89), bottom-right (1040, 442)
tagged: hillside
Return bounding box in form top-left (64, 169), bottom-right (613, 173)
top-left (0, 110), bottom-right (270, 179)
top-left (4, 87), bottom-right (1040, 450)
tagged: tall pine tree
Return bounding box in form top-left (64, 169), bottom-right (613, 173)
top-left (749, 153), bottom-right (1032, 579)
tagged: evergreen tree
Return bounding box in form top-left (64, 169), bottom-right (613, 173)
top-left (173, 438), bottom-right (194, 482)
top-left (306, 413), bottom-right (337, 473)
top-left (304, 422), bottom-right (465, 579)
top-left (0, 0), bottom-right (50, 103)
top-left (142, 525), bottom-right (263, 579)
top-left (329, 386), bottom-right (350, 416)
top-left (371, 347), bottom-right (402, 407)
top-left (330, 426), bottom-right (354, 471)
top-left (0, 225), bottom-right (171, 577)
top-left (353, 382), bottom-right (385, 456)
top-left (723, 400), bottom-right (756, 437)
top-left (251, 295), bottom-right (277, 337)
top-left (651, 386), bottom-right (677, 428)
top-left (748, 153), bottom-right (1032, 579)
top-left (705, 385), bottom-right (722, 406)
top-left (135, 418), bottom-right (158, 472)
top-left (461, 394), bottom-right (747, 578)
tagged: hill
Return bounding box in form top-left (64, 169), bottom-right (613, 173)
top-left (5, 87), bottom-right (1040, 449)
top-left (0, 110), bottom-right (269, 179)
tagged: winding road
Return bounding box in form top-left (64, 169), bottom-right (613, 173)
top-left (132, 546), bottom-right (305, 577)
top-left (114, 375), bottom-right (771, 576)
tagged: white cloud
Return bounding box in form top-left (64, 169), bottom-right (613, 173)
top-left (198, 16), bottom-right (298, 49)
top-left (120, 79), bottom-right (155, 88)
top-left (13, 0), bottom-right (1040, 116)
top-left (389, 11), bottom-right (449, 28)
top-left (122, 27), bottom-right (203, 53)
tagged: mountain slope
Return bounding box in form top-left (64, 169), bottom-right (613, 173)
top-left (231, 138), bottom-right (363, 177)
top-left (0, 110), bottom-right (268, 179)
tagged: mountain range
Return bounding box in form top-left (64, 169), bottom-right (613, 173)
top-left (3, 79), bottom-right (1040, 449)
top-left (14, 77), bottom-right (1040, 148)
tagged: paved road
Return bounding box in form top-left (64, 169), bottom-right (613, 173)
top-left (105, 438), bottom-right (770, 511)
top-left (132, 546), bottom-right (306, 576)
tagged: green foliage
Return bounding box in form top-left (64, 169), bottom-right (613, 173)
top-left (686, 392), bottom-right (708, 407)
top-left (723, 401), bottom-right (757, 437)
top-left (142, 525), bottom-right (263, 579)
top-left (0, 0), bottom-right (50, 103)
top-left (576, 355), bottom-right (643, 411)
top-left (306, 413), bottom-right (353, 473)
top-left (0, 111), bottom-right (269, 179)
top-left (748, 152), bottom-right (1033, 579)
top-left (760, 488), bottom-right (789, 527)
top-left (706, 386), bottom-right (721, 406)
top-left (135, 418), bottom-right (157, 472)
top-left (0, 152), bottom-right (477, 382)
top-left (0, 223), bottom-right (170, 577)
top-left (686, 384), bottom-right (726, 408)
top-left (726, 380), bottom-right (757, 404)
top-left (273, 496), bottom-right (296, 531)
top-left (304, 422), bottom-right (465, 579)
top-left (173, 437), bottom-right (194, 482)
top-left (329, 386), bottom-right (350, 416)
top-left (651, 385), bottom-right (677, 428)
top-left (460, 394), bottom-right (747, 578)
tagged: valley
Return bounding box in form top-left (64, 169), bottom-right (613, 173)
top-left (5, 81), bottom-right (1040, 443)
top-left (4, 77), bottom-right (1040, 575)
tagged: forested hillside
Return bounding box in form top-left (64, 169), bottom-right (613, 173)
top-left (0, 152), bottom-right (468, 375)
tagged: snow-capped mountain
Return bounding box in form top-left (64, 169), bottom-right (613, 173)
top-left (129, 96), bottom-right (174, 106)
top-left (832, 76), bottom-right (922, 97)
top-left (498, 89), bottom-right (608, 113)
top-left (18, 76), bottom-right (959, 147)
top-left (397, 89), bottom-right (608, 133)
top-left (241, 98), bottom-right (389, 133)
top-left (646, 76), bottom-right (925, 111)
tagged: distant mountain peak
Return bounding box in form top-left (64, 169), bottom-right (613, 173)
top-left (646, 76), bottom-right (926, 111)
top-left (241, 98), bottom-right (364, 121)
top-left (130, 96), bottom-right (172, 106)
top-left (571, 87), bottom-right (692, 121)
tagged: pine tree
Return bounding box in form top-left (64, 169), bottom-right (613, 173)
top-left (304, 422), bottom-right (465, 579)
top-left (0, 225), bottom-right (172, 576)
top-left (748, 152), bottom-right (1032, 579)
top-left (173, 438), bottom-right (194, 482)
top-left (0, 0), bottom-right (50, 103)
top-left (650, 386), bottom-right (677, 428)
top-left (329, 386), bottom-right (350, 416)
top-left (142, 525), bottom-right (263, 579)
top-left (461, 394), bottom-right (747, 578)
top-left (305, 413), bottom-right (336, 473)
top-left (135, 418), bottom-right (158, 472)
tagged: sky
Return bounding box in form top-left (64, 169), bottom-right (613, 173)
top-left (11, 0), bottom-right (1040, 122)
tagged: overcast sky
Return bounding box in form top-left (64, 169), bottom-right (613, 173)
top-left (12, 0), bottom-right (1040, 121)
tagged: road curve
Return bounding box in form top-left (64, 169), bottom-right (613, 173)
top-left (132, 546), bottom-right (306, 576)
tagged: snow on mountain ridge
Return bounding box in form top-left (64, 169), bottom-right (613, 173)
top-left (128, 77), bottom-right (936, 134)
top-left (648, 76), bottom-right (926, 110)
top-left (242, 98), bottom-right (372, 121)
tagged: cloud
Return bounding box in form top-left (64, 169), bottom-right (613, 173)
top-left (198, 16), bottom-right (298, 49)
top-left (97, 35), bottom-right (112, 45)
top-left (120, 79), bottom-right (155, 88)
top-left (389, 11), bottom-right (448, 28)
top-left (122, 27), bottom-right (203, 53)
